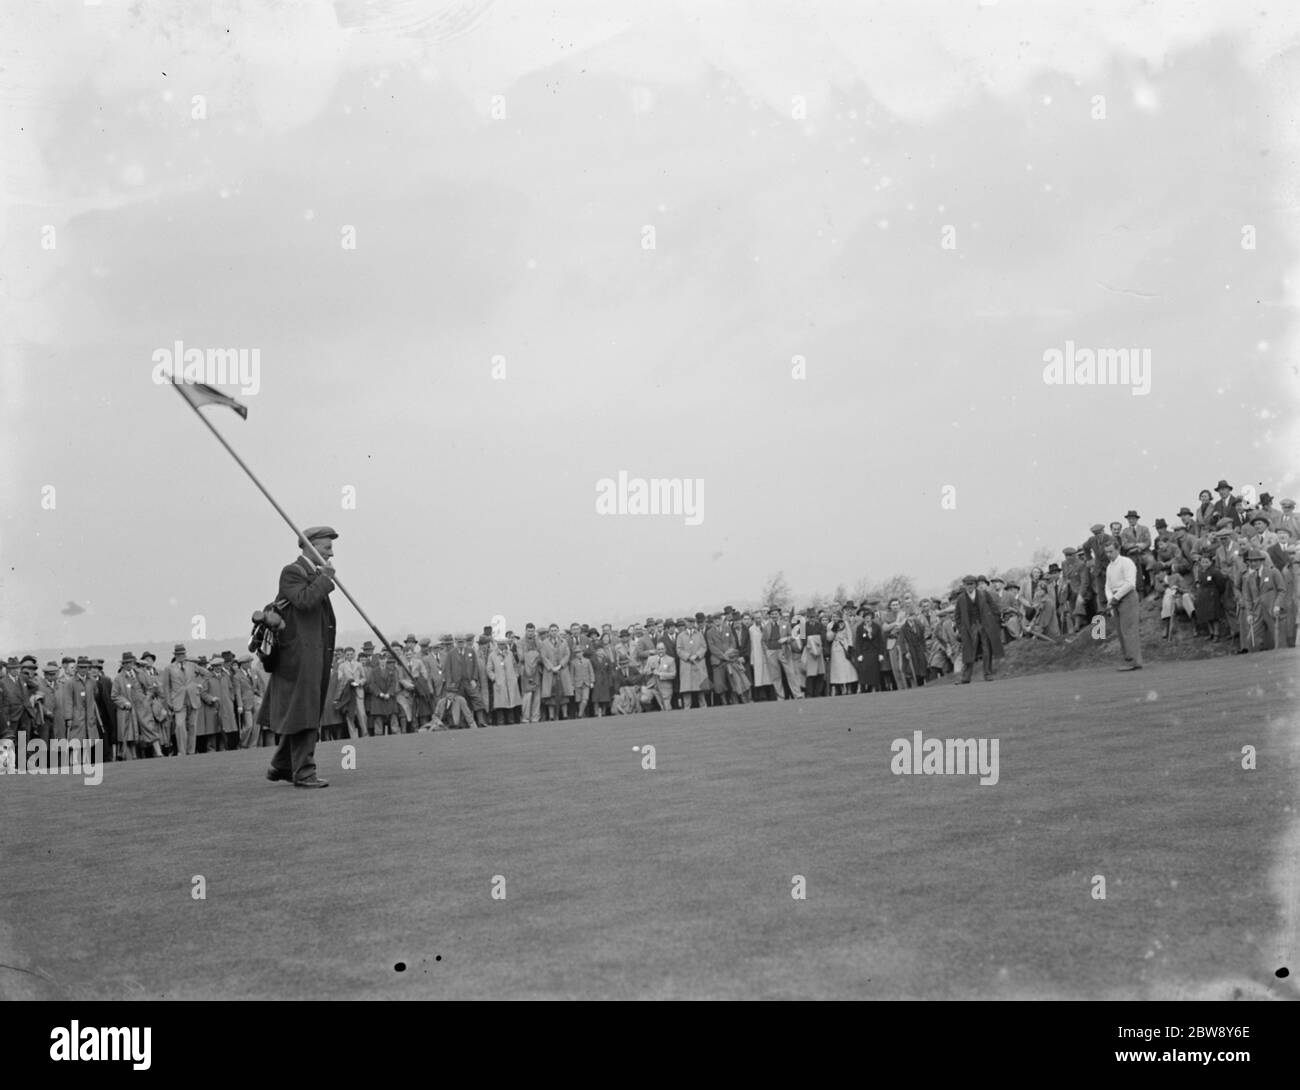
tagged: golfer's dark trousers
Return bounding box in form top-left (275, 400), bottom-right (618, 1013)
top-left (961, 634), bottom-right (995, 682)
top-left (270, 729), bottom-right (318, 783)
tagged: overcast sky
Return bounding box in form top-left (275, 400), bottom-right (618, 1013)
top-left (2, 0), bottom-right (1299, 652)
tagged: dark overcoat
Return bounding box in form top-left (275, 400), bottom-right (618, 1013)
top-left (852, 621), bottom-right (885, 690)
top-left (266, 557), bottom-right (337, 736)
top-left (954, 589), bottom-right (1004, 661)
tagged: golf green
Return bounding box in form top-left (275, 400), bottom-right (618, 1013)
top-left (2, 651), bottom-right (1296, 1000)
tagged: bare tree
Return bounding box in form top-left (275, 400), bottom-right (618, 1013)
top-left (761, 571), bottom-right (794, 611)
top-left (832, 583), bottom-right (848, 604)
top-left (852, 576), bottom-right (872, 602)
top-left (871, 574), bottom-right (916, 606)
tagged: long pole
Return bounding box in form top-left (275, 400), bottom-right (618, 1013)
top-left (172, 382), bottom-right (416, 683)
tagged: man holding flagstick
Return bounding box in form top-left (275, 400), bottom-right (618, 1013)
top-left (168, 375), bottom-right (418, 787)
top-left (265, 526), bottom-right (338, 787)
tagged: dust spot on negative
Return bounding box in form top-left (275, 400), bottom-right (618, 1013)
top-left (394, 962), bottom-right (406, 972)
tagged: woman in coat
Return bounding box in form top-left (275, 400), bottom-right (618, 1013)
top-left (366, 651), bottom-right (401, 735)
top-left (589, 637), bottom-right (616, 717)
top-left (827, 620), bottom-right (857, 695)
top-left (1195, 489), bottom-right (1216, 534)
top-left (487, 638), bottom-right (522, 725)
top-left (320, 653), bottom-right (345, 740)
top-left (880, 601), bottom-right (907, 690)
top-left (1192, 555), bottom-right (1227, 640)
top-left (196, 659), bottom-right (221, 752)
top-left (1029, 568), bottom-right (1061, 638)
top-left (852, 610), bottom-right (886, 692)
top-left (800, 613), bottom-right (827, 698)
top-left (925, 604), bottom-right (956, 678)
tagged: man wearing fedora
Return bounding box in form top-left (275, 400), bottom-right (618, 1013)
top-left (161, 644), bottom-right (202, 756)
top-left (1120, 509), bottom-right (1154, 598)
top-left (1210, 479), bottom-right (1245, 529)
top-left (265, 525), bottom-right (337, 788)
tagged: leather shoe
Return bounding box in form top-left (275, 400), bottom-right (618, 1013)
top-left (1116, 663), bottom-right (1141, 671)
top-left (294, 777), bottom-right (329, 789)
top-left (266, 768), bottom-right (292, 783)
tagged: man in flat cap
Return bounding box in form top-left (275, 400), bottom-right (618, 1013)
top-left (1277, 498), bottom-right (1300, 540)
top-left (1080, 523), bottom-right (1110, 615)
top-left (0, 657), bottom-right (26, 747)
top-left (59, 657), bottom-right (103, 742)
top-left (1059, 545), bottom-right (1089, 632)
top-left (265, 525), bottom-right (337, 787)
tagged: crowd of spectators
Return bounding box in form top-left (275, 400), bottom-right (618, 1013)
top-left (2, 479), bottom-right (1294, 761)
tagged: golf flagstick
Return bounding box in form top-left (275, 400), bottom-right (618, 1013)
top-left (169, 380), bottom-right (416, 684)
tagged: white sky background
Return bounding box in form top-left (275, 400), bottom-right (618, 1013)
top-left (2, 0), bottom-right (1299, 650)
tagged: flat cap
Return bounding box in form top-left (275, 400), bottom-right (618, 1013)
top-left (298, 525), bottom-right (338, 546)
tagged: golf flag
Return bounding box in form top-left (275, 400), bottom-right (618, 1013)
top-left (174, 379), bottom-right (248, 420)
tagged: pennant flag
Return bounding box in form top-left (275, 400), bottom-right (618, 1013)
top-left (174, 380), bottom-right (248, 420)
